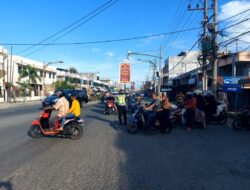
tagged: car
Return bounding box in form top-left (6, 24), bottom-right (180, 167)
top-left (64, 89), bottom-right (88, 107)
top-left (42, 89), bottom-right (88, 108)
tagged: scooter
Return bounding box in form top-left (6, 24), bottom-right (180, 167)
top-left (29, 108), bottom-right (84, 140)
top-left (232, 107), bottom-right (250, 130)
top-left (126, 106), bottom-right (172, 134)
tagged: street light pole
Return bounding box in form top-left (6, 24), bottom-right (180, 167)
top-left (127, 48), bottom-right (162, 96)
top-left (42, 61), bottom-right (63, 97)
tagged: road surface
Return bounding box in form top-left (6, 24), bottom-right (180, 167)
top-left (0, 102), bottom-right (250, 190)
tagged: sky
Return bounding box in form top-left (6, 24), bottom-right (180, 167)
top-left (0, 0), bottom-right (250, 86)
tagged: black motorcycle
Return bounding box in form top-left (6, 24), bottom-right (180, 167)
top-left (126, 107), bottom-right (172, 134)
top-left (205, 108), bottom-right (227, 124)
top-left (232, 107), bottom-right (250, 130)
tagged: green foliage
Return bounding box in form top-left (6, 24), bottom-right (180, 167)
top-left (69, 67), bottom-right (78, 74)
top-left (19, 80), bottom-right (32, 97)
top-left (55, 80), bottom-right (74, 90)
top-left (19, 65), bottom-right (41, 84)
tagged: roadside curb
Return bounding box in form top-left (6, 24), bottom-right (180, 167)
top-left (0, 100), bottom-right (100, 110)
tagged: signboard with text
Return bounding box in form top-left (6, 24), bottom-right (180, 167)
top-left (223, 77), bottom-right (242, 93)
top-left (120, 63), bottom-right (130, 83)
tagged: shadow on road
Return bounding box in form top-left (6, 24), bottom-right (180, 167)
top-left (0, 181), bottom-right (13, 190)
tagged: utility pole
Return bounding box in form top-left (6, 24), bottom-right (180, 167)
top-left (203, 0), bottom-right (208, 92)
top-left (188, 0), bottom-right (213, 92)
top-left (158, 45), bottom-right (162, 96)
top-left (212, 0), bottom-right (218, 97)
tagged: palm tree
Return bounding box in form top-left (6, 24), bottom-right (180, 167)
top-left (19, 65), bottom-right (41, 85)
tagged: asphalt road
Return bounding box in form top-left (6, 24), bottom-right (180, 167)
top-left (0, 102), bottom-right (250, 190)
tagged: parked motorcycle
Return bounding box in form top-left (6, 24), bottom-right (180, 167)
top-left (232, 107), bottom-right (250, 130)
top-left (172, 108), bottom-right (206, 129)
top-left (29, 108), bottom-right (84, 140)
top-left (205, 107), bottom-right (227, 124)
top-left (126, 106), bottom-right (172, 134)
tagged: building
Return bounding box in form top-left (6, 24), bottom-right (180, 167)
top-left (162, 51), bottom-right (200, 86)
top-left (0, 47), bottom-right (57, 102)
top-left (169, 51), bottom-right (250, 110)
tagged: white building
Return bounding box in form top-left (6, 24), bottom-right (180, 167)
top-left (162, 51), bottom-right (200, 86)
top-left (0, 48), bottom-right (57, 102)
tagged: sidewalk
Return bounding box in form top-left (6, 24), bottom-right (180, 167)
top-left (0, 100), bottom-right (100, 110)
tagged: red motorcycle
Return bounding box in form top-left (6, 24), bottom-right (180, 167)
top-left (105, 100), bottom-right (117, 115)
top-left (29, 108), bottom-right (84, 140)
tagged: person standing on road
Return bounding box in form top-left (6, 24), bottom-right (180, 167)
top-left (117, 89), bottom-right (127, 125)
top-left (183, 92), bottom-right (196, 132)
top-left (176, 91), bottom-right (185, 108)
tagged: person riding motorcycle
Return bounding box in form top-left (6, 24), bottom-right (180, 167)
top-left (67, 93), bottom-right (81, 119)
top-left (156, 93), bottom-right (174, 130)
top-left (144, 92), bottom-right (161, 130)
top-left (104, 92), bottom-right (117, 114)
top-left (216, 91), bottom-right (228, 116)
top-left (52, 90), bottom-right (69, 131)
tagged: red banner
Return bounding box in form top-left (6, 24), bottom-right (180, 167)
top-left (120, 63), bottom-right (130, 83)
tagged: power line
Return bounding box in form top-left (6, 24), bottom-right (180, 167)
top-left (24, 0), bottom-right (118, 57)
top-left (219, 30), bottom-right (250, 47)
top-left (220, 17), bottom-right (250, 31)
top-left (217, 8), bottom-right (250, 24)
top-left (0, 27), bottom-right (201, 46)
top-left (15, 0), bottom-right (118, 55)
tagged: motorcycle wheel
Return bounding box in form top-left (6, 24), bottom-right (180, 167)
top-left (217, 114), bottom-right (227, 124)
top-left (69, 124), bottom-right (83, 140)
top-left (127, 123), bottom-right (139, 134)
top-left (232, 119), bottom-right (243, 130)
top-left (29, 125), bottom-right (43, 138)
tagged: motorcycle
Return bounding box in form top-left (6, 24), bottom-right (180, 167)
top-left (205, 106), bottom-right (227, 124)
top-left (128, 98), bottom-right (137, 113)
top-left (105, 100), bottom-right (117, 115)
top-left (173, 108), bottom-right (206, 129)
top-left (232, 107), bottom-right (250, 130)
top-left (126, 106), bottom-right (172, 134)
top-left (29, 108), bottom-right (84, 140)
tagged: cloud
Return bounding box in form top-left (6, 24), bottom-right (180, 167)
top-left (105, 51), bottom-right (115, 59)
top-left (219, 1), bottom-right (250, 50)
top-left (91, 48), bottom-right (101, 52)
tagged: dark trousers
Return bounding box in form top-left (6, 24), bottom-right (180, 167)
top-left (144, 111), bottom-right (157, 129)
top-left (184, 109), bottom-right (195, 128)
top-left (158, 109), bottom-right (171, 129)
top-left (118, 105), bottom-right (127, 125)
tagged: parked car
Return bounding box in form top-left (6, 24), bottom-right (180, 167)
top-left (42, 89), bottom-right (88, 108)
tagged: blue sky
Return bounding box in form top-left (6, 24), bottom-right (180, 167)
top-left (0, 0), bottom-right (249, 85)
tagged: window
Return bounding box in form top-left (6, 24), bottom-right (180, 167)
top-left (18, 66), bottom-right (22, 73)
top-left (53, 74), bottom-right (55, 79)
top-left (49, 73), bottom-right (52, 79)
top-left (40, 71), bottom-right (43, 77)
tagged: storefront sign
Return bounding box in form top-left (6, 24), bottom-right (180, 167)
top-left (120, 63), bottom-right (130, 83)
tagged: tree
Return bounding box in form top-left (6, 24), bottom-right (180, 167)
top-left (69, 67), bottom-right (78, 74)
top-left (55, 80), bottom-right (74, 90)
top-left (19, 65), bottom-right (41, 85)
